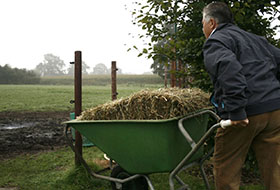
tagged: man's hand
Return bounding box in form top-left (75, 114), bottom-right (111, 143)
top-left (231, 119), bottom-right (249, 127)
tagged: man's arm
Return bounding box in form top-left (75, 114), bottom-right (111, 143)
top-left (265, 39), bottom-right (280, 80)
top-left (270, 45), bottom-right (280, 80)
top-left (203, 38), bottom-right (248, 121)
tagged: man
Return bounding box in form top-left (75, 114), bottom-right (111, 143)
top-left (202, 2), bottom-right (280, 190)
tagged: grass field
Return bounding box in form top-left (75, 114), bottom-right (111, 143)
top-left (0, 146), bottom-right (211, 190)
top-left (0, 84), bottom-right (163, 112)
top-left (0, 74), bottom-right (165, 112)
top-left (0, 146), bottom-right (264, 190)
top-left (0, 82), bottom-right (264, 190)
top-left (40, 74), bottom-right (164, 86)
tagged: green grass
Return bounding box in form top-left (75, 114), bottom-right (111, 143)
top-left (40, 74), bottom-right (164, 86)
top-left (0, 146), bottom-right (211, 190)
top-left (0, 147), bottom-right (264, 190)
top-left (0, 84), bottom-right (163, 112)
top-left (0, 147), bottom-right (109, 190)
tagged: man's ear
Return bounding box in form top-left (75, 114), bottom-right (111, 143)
top-left (210, 18), bottom-right (217, 29)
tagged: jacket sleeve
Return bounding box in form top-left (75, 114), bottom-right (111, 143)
top-left (203, 38), bottom-right (248, 121)
top-left (266, 42), bottom-right (280, 80)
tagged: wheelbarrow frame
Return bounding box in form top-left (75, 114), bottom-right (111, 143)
top-left (64, 109), bottom-right (221, 190)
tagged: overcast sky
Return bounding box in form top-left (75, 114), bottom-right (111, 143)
top-left (0, 0), bottom-right (152, 74)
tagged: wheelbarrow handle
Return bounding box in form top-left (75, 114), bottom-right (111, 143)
top-left (177, 109), bottom-right (220, 148)
top-left (170, 110), bottom-right (220, 190)
top-left (220, 120), bottom-right (232, 129)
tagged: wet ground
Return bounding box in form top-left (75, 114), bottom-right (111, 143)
top-left (0, 111), bottom-right (69, 159)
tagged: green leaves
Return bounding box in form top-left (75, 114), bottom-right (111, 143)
top-left (131, 0), bottom-right (280, 91)
top-left (143, 48), bottom-right (148, 53)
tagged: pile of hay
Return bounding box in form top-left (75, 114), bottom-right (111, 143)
top-left (77, 88), bottom-right (211, 120)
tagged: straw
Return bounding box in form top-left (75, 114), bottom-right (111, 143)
top-left (77, 88), bottom-right (212, 120)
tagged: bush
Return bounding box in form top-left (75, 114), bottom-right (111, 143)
top-left (0, 64), bottom-right (40, 84)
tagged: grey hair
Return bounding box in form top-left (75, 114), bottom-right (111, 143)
top-left (203, 2), bottom-right (233, 24)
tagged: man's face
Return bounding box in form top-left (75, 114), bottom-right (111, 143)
top-left (202, 19), bottom-right (212, 39)
top-left (202, 16), bottom-right (217, 39)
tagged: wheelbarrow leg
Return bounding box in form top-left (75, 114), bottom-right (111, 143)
top-left (199, 147), bottom-right (214, 190)
top-left (169, 110), bottom-right (220, 190)
top-left (174, 175), bottom-right (190, 190)
top-left (143, 175), bottom-right (155, 190)
top-left (200, 165), bottom-right (210, 190)
top-left (176, 186), bottom-right (190, 190)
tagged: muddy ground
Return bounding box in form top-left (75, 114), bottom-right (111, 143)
top-left (0, 111), bottom-right (69, 159)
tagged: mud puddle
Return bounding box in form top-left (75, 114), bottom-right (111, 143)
top-left (0, 122), bottom-right (37, 130)
top-left (0, 111), bottom-right (69, 159)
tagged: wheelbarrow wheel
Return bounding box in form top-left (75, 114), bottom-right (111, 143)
top-left (111, 165), bottom-right (148, 190)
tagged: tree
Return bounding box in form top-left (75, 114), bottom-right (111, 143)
top-left (92, 63), bottom-right (109, 75)
top-left (0, 64), bottom-right (40, 84)
top-left (150, 38), bottom-right (171, 78)
top-left (132, 0), bottom-right (280, 173)
top-left (150, 58), bottom-right (170, 79)
top-left (35, 54), bottom-right (66, 76)
top-left (117, 68), bottom-right (123, 75)
top-left (67, 61), bottom-right (90, 75)
top-left (132, 0), bottom-right (280, 91)
top-left (108, 67), bottom-right (123, 75)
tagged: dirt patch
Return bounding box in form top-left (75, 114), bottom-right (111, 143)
top-left (0, 111), bottom-right (70, 159)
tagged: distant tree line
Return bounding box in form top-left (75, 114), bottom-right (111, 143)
top-left (0, 64), bottom-right (40, 84)
top-left (0, 54), bottom-right (128, 84)
top-left (34, 53), bottom-right (123, 76)
top-left (35, 54), bottom-right (66, 76)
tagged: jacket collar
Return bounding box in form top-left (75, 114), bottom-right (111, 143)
top-left (209, 23), bottom-right (234, 38)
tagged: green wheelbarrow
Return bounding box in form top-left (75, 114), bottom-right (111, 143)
top-left (64, 109), bottom-right (230, 190)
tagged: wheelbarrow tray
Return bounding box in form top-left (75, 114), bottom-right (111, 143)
top-left (65, 113), bottom-right (209, 175)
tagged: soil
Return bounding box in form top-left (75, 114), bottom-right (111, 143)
top-left (0, 111), bottom-right (69, 160)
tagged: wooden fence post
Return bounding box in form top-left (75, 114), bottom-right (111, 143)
top-left (74, 51), bottom-right (83, 166)
top-left (111, 61), bottom-right (118, 101)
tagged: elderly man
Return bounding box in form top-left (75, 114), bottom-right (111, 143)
top-left (202, 2), bottom-right (280, 190)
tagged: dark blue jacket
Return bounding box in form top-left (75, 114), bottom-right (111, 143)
top-left (203, 23), bottom-right (280, 120)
